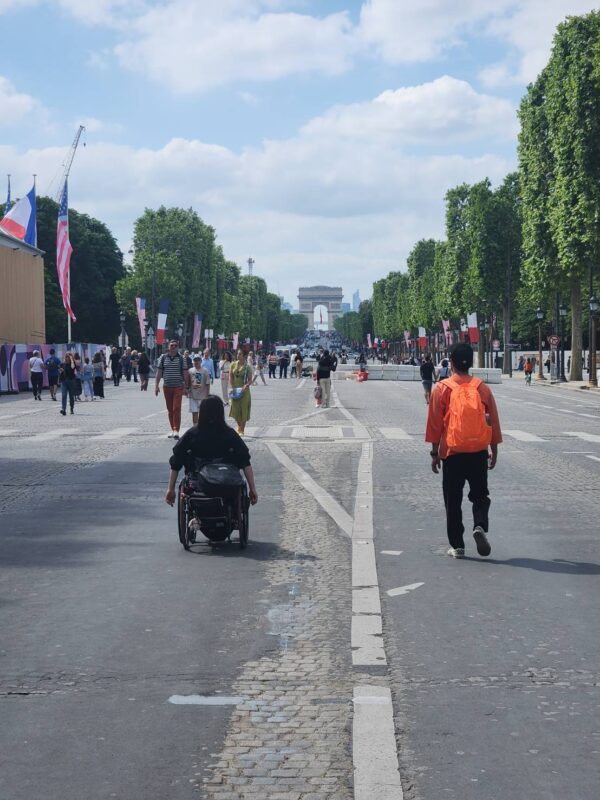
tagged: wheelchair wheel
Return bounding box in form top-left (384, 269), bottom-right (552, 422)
top-left (238, 486), bottom-right (249, 549)
top-left (177, 485), bottom-right (191, 551)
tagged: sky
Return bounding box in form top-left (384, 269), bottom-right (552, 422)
top-left (0, 0), bottom-right (597, 308)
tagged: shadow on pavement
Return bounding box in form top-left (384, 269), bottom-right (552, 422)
top-left (184, 539), bottom-right (318, 562)
top-left (469, 556), bottom-right (600, 574)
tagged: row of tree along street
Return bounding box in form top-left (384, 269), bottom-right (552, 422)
top-left (368, 12), bottom-right (600, 381)
top-left (0, 198), bottom-right (307, 350)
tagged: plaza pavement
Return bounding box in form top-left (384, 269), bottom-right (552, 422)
top-left (0, 373), bottom-right (599, 800)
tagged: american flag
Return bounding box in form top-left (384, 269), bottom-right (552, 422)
top-left (57, 180), bottom-right (76, 322)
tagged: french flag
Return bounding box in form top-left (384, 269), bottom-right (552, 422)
top-left (467, 312), bottom-right (479, 344)
top-left (156, 298), bottom-right (169, 345)
top-left (418, 327), bottom-right (427, 348)
top-left (0, 185), bottom-right (36, 246)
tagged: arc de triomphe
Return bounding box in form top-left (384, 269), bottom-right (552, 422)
top-left (298, 285), bottom-right (343, 330)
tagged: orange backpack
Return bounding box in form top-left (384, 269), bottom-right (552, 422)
top-left (443, 377), bottom-right (492, 453)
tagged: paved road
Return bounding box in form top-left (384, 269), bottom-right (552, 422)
top-left (0, 375), bottom-right (598, 799)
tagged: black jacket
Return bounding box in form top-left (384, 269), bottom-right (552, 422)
top-left (169, 425), bottom-right (251, 472)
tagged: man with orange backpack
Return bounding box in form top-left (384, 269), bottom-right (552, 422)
top-left (425, 343), bottom-right (502, 559)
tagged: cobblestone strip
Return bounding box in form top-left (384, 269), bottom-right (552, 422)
top-left (198, 457), bottom-right (355, 799)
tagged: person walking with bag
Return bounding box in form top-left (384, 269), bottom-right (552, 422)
top-left (425, 343), bottom-right (502, 559)
top-left (229, 349), bottom-right (252, 435)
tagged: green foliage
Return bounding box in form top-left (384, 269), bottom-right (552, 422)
top-left (34, 196), bottom-right (125, 343)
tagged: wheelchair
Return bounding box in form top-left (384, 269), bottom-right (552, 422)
top-left (177, 468), bottom-right (250, 551)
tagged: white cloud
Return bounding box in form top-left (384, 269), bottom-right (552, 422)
top-left (114, 1), bottom-right (357, 93)
top-left (0, 75), bottom-right (39, 125)
top-left (358, 0), bottom-right (512, 63)
top-left (480, 0), bottom-right (599, 86)
top-left (301, 76), bottom-right (517, 145)
top-left (0, 77), bottom-right (515, 302)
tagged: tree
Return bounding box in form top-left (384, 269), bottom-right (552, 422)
top-left (33, 196), bottom-right (125, 344)
top-left (519, 12), bottom-right (600, 379)
top-left (115, 206), bottom-right (217, 344)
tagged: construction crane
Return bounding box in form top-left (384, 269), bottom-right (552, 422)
top-left (53, 125), bottom-right (85, 201)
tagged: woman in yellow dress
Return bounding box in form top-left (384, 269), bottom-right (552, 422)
top-left (229, 350), bottom-right (252, 434)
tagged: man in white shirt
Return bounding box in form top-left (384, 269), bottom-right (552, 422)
top-left (29, 350), bottom-right (45, 400)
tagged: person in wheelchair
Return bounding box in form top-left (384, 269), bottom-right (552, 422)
top-left (165, 395), bottom-right (258, 508)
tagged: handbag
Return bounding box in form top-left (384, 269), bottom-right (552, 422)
top-left (313, 385), bottom-right (322, 399)
top-left (228, 387), bottom-right (244, 400)
top-left (194, 459), bottom-right (244, 495)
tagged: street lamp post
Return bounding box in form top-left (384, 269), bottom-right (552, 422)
top-left (536, 307), bottom-right (546, 381)
top-left (558, 303), bottom-right (567, 382)
top-left (119, 310), bottom-right (126, 350)
top-left (478, 319), bottom-right (486, 368)
top-left (176, 321), bottom-right (184, 349)
top-left (146, 322), bottom-right (155, 362)
top-left (589, 295), bottom-right (598, 388)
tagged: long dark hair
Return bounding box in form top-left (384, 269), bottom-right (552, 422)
top-left (197, 395), bottom-right (227, 430)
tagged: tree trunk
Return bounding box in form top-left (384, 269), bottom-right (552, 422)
top-left (502, 298), bottom-right (511, 374)
top-left (570, 274), bottom-right (583, 380)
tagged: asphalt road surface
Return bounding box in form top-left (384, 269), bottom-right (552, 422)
top-left (1, 373), bottom-right (599, 800)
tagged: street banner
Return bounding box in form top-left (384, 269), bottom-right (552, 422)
top-left (156, 298), bottom-right (169, 345)
top-left (192, 312), bottom-right (203, 349)
top-left (367, 333), bottom-right (372, 348)
top-left (460, 319), bottom-right (468, 342)
top-left (467, 312), bottom-right (479, 344)
top-left (418, 326), bottom-right (427, 348)
top-left (232, 332), bottom-right (239, 351)
top-left (442, 319), bottom-right (452, 344)
top-left (135, 297), bottom-right (146, 342)
top-left (404, 330), bottom-right (411, 347)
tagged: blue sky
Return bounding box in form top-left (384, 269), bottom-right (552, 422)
top-left (0, 1), bottom-right (596, 307)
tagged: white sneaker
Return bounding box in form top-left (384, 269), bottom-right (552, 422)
top-left (473, 526), bottom-right (491, 557)
top-left (447, 547), bottom-right (465, 559)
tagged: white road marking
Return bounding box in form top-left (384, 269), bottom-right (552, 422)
top-left (0, 429), bottom-right (19, 436)
top-left (380, 427), bottom-right (412, 440)
top-left (26, 428), bottom-right (81, 442)
top-left (292, 426), bottom-right (344, 439)
top-left (0, 408), bottom-right (44, 420)
top-left (381, 550), bottom-right (403, 555)
top-left (353, 686), bottom-right (404, 800)
top-left (503, 429), bottom-right (547, 442)
top-left (565, 431), bottom-right (600, 443)
top-left (386, 582), bottom-right (425, 598)
top-left (168, 695), bottom-right (244, 706)
top-left (265, 443), bottom-right (353, 537)
top-left (294, 378), bottom-right (307, 390)
top-left (586, 455), bottom-right (600, 463)
top-left (140, 410), bottom-right (167, 420)
top-left (91, 427), bottom-right (139, 440)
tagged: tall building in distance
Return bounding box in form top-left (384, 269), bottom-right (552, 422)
top-left (352, 290), bottom-right (361, 312)
top-left (341, 302), bottom-right (351, 315)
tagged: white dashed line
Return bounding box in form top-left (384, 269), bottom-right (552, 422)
top-left (91, 427), bottom-right (139, 440)
top-left (565, 431), bottom-right (600, 443)
top-left (379, 427), bottom-right (412, 440)
top-left (386, 582), bottom-right (425, 598)
top-left (353, 687), bottom-right (404, 800)
top-left (503, 430), bottom-right (547, 442)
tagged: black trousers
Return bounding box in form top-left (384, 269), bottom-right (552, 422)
top-left (268, 365), bottom-right (276, 378)
top-left (93, 376), bottom-right (104, 398)
top-left (31, 372), bottom-right (43, 397)
top-left (442, 451), bottom-right (490, 549)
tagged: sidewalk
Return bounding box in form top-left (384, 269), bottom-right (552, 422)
top-left (505, 370), bottom-right (600, 393)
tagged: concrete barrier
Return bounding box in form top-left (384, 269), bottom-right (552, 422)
top-left (328, 363), bottom-right (502, 384)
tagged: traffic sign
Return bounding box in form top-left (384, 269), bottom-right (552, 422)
top-left (548, 334), bottom-right (561, 347)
